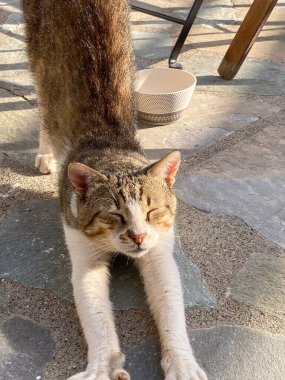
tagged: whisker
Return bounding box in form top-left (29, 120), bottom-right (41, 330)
top-left (111, 251), bottom-right (120, 265)
top-left (87, 246), bottom-right (114, 260)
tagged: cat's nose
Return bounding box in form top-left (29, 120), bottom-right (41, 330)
top-left (127, 231), bottom-right (146, 245)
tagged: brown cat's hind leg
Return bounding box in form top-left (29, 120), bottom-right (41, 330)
top-left (35, 126), bottom-right (57, 174)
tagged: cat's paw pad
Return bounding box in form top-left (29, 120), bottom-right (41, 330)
top-left (35, 153), bottom-right (57, 174)
top-left (112, 369), bottom-right (130, 380)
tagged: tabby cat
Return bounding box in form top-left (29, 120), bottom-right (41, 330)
top-left (22, 0), bottom-right (207, 379)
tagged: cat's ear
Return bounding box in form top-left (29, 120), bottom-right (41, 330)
top-left (68, 163), bottom-right (108, 195)
top-left (147, 151), bottom-right (181, 187)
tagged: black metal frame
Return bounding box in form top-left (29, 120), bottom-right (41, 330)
top-left (131, 0), bottom-right (203, 69)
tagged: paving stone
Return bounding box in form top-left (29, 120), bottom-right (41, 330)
top-left (0, 12), bottom-right (34, 100)
top-left (132, 31), bottom-right (172, 59)
top-left (174, 236), bottom-right (215, 309)
top-left (138, 92), bottom-right (279, 159)
top-left (125, 325), bottom-right (285, 380)
top-left (0, 199), bottom-right (214, 310)
top-left (130, 11), bottom-right (172, 32)
top-left (258, 208), bottom-right (285, 248)
top-left (1, 317), bottom-right (54, 365)
top-left (176, 0), bottom-right (239, 26)
top-left (0, 199), bottom-right (72, 300)
top-left (181, 53), bottom-right (285, 96)
top-left (230, 252), bottom-right (285, 319)
top-left (110, 255), bottom-right (147, 310)
top-left (0, 317), bottom-right (54, 380)
top-left (125, 337), bottom-right (163, 379)
top-left (137, 20), bottom-right (172, 31)
top-left (0, 350), bottom-right (43, 380)
top-left (0, 88), bottom-right (38, 167)
top-left (0, 10), bottom-right (38, 168)
top-left (0, 1), bottom-right (22, 14)
top-left (176, 125), bottom-right (285, 249)
top-left (189, 23), bottom-right (285, 63)
top-left (2, 11), bottom-right (24, 33)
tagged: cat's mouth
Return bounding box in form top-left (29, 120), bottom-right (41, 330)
top-left (127, 247), bottom-right (148, 255)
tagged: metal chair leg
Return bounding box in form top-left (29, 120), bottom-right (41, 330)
top-left (131, 0), bottom-right (203, 70)
top-left (169, 0), bottom-right (204, 69)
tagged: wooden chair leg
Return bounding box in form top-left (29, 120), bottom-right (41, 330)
top-left (218, 0), bottom-right (278, 80)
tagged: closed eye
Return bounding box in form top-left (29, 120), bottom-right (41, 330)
top-left (110, 213), bottom-right (126, 225)
top-left (146, 208), bottom-right (159, 222)
top-left (84, 211), bottom-right (101, 229)
top-left (147, 206), bottom-right (174, 223)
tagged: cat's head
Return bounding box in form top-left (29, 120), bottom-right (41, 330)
top-left (68, 151), bottom-right (180, 258)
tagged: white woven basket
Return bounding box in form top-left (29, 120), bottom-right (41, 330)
top-left (135, 68), bottom-right (196, 125)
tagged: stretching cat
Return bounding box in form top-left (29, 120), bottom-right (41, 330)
top-left (22, 0), bottom-right (207, 379)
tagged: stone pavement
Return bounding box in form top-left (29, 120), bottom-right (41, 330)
top-left (1, 0), bottom-right (285, 379)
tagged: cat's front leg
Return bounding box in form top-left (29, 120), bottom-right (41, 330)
top-left (136, 228), bottom-right (207, 380)
top-left (35, 124), bottom-right (57, 174)
top-left (64, 225), bottom-right (130, 380)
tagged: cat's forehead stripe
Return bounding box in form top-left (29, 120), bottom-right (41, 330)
top-left (116, 177), bottom-right (144, 203)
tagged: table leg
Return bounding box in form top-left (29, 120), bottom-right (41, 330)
top-left (218, 0), bottom-right (278, 80)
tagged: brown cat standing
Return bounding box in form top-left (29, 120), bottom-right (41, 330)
top-left (22, 1), bottom-right (207, 379)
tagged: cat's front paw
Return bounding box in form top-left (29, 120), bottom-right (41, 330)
top-left (112, 369), bottom-right (131, 380)
top-left (67, 368), bottom-right (130, 380)
top-left (162, 352), bottom-right (208, 380)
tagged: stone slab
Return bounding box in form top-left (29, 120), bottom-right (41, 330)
top-left (0, 199), bottom-right (72, 300)
top-left (0, 87), bottom-right (38, 167)
top-left (188, 24), bottom-right (285, 63)
top-left (0, 1), bottom-right (22, 14)
top-left (258, 208), bottom-right (285, 249)
top-left (0, 199), bottom-right (214, 310)
top-left (181, 53), bottom-right (285, 96)
top-left (230, 252), bottom-right (285, 319)
top-left (125, 325), bottom-right (285, 380)
top-left (0, 11), bottom-right (35, 100)
top-left (132, 31), bottom-right (172, 60)
top-left (0, 350), bottom-right (43, 380)
top-left (125, 337), bottom-right (163, 379)
top-left (138, 92), bottom-right (279, 159)
top-left (0, 317), bottom-right (54, 380)
top-left (0, 12), bottom-right (39, 169)
top-left (2, 11), bottom-right (24, 33)
top-left (176, 125), bottom-right (285, 249)
top-left (176, 0), bottom-right (239, 26)
top-left (130, 7), bottom-right (172, 32)
top-left (174, 236), bottom-right (215, 309)
top-left (110, 255), bottom-right (147, 310)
